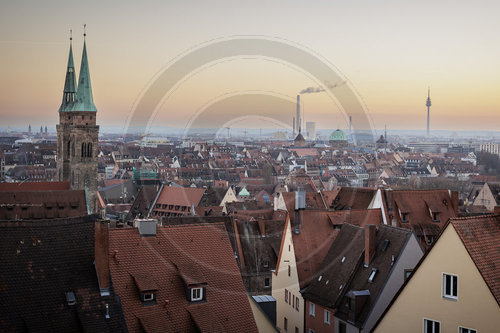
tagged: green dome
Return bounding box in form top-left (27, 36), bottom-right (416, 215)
top-left (329, 129), bottom-right (347, 141)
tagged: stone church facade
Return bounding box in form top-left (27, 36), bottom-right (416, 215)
top-left (56, 33), bottom-right (99, 213)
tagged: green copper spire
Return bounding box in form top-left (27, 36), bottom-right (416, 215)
top-left (58, 31), bottom-right (77, 112)
top-left (73, 26), bottom-right (97, 112)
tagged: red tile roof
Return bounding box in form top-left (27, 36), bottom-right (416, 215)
top-left (451, 214), bottom-right (500, 306)
top-left (154, 186), bottom-right (205, 209)
top-left (0, 190), bottom-right (87, 220)
top-left (108, 223), bottom-right (258, 332)
top-left (0, 181), bottom-right (70, 191)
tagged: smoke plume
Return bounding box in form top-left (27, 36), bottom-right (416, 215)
top-left (299, 80), bottom-right (346, 94)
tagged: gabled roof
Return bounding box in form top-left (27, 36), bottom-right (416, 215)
top-left (153, 186), bottom-right (205, 208)
top-left (304, 224), bottom-right (414, 328)
top-left (451, 214), bottom-right (500, 306)
top-left (289, 211), bottom-right (340, 289)
top-left (0, 190), bottom-right (87, 220)
top-left (108, 223), bottom-right (258, 332)
top-left (302, 224), bottom-right (364, 306)
top-left (386, 189), bottom-right (458, 244)
top-left (330, 187), bottom-right (377, 210)
top-left (0, 181), bottom-right (70, 191)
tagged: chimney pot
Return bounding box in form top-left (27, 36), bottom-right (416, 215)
top-left (364, 224), bottom-right (377, 266)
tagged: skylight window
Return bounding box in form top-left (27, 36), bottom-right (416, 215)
top-left (381, 239), bottom-right (390, 252)
top-left (368, 268), bottom-right (378, 283)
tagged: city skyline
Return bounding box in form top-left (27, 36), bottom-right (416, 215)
top-left (1, 0), bottom-right (499, 132)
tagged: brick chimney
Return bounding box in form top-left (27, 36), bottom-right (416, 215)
top-left (94, 221), bottom-right (110, 295)
top-left (364, 224), bottom-right (377, 267)
top-left (450, 191), bottom-right (459, 215)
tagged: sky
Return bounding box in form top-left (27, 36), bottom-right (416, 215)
top-left (0, 0), bottom-right (499, 133)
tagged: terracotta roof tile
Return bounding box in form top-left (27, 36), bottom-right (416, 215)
top-left (451, 214), bottom-right (500, 306)
top-left (108, 223), bottom-right (258, 332)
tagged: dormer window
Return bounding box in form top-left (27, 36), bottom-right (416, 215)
top-left (132, 273), bottom-right (158, 305)
top-left (191, 287), bottom-right (203, 301)
top-left (401, 213), bottom-right (408, 223)
top-left (142, 293), bottom-right (155, 302)
top-left (432, 212), bottom-right (439, 222)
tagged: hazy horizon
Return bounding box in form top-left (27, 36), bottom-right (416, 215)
top-left (1, 0), bottom-right (499, 132)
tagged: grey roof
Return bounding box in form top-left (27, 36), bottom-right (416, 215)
top-left (72, 40), bottom-right (97, 112)
top-left (58, 42), bottom-right (77, 112)
top-left (252, 295), bottom-right (276, 302)
top-left (303, 224), bottom-right (414, 328)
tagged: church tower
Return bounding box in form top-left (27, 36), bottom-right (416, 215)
top-left (56, 29), bottom-right (99, 213)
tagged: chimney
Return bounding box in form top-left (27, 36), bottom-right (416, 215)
top-left (494, 206), bottom-right (500, 215)
top-left (258, 219), bottom-right (266, 237)
top-left (135, 218), bottom-right (158, 237)
top-left (450, 191), bottom-right (459, 215)
top-left (94, 222), bottom-right (110, 296)
top-left (296, 95), bottom-right (301, 133)
top-left (364, 224), bottom-right (377, 267)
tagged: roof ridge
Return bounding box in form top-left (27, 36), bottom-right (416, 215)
top-left (450, 214), bottom-right (500, 222)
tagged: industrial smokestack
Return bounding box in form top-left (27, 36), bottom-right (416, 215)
top-left (292, 117), bottom-right (296, 138)
top-left (296, 95), bottom-right (301, 133)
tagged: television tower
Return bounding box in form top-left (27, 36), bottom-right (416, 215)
top-left (426, 87), bottom-right (431, 136)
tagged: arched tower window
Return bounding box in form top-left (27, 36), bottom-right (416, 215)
top-left (87, 142), bottom-right (92, 158)
top-left (81, 142), bottom-right (86, 158)
top-left (72, 141), bottom-right (75, 157)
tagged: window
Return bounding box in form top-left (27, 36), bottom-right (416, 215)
top-left (432, 212), bottom-right (439, 222)
top-left (404, 269), bottom-right (413, 281)
top-left (324, 310), bottom-right (331, 325)
top-left (424, 319), bottom-right (440, 333)
top-left (347, 297), bottom-right (355, 310)
top-left (285, 289), bottom-right (288, 303)
top-left (295, 296), bottom-right (299, 311)
top-left (401, 213), bottom-right (409, 222)
top-left (284, 317), bottom-right (288, 331)
top-left (309, 302), bottom-right (315, 317)
top-left (295, 327), bottom-right (299, 333)
top-left (288, 265), bottom-right (291, 276)
top-left (339, 322), bottom-right (347, 333)
top-left (264, 278), bottom-right (270, 287)
top-left (443, 273), bottom-right (458, 299)
top-left (459, 327), bottom-right (477, 333)
top-left (191, 287), bottom-right (203, 301)
top-left (263, 260), bottom-right (269, 268)
top-left (143, 293), bottom-right (154, 301)
top-left (368, 268), bottom-right (378, 283)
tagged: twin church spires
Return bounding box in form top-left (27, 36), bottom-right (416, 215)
top-left (59, 27), bottom-right (97, 113)
top-left (56, 27), bottom-right (99, 214)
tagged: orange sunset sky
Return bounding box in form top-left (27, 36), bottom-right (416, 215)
top-left (1, 0), bottom-right (499, 132)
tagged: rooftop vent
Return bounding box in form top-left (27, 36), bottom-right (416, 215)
top-left (134, 218), bottom-right (158, 237)
top-left (65, 291), bottom-right (76, 306)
